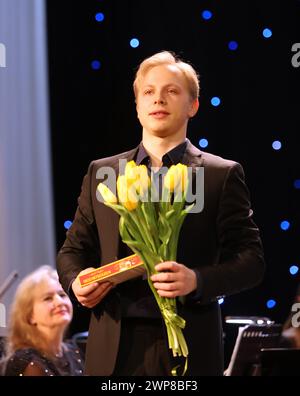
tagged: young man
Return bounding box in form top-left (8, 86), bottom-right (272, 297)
top-left (57, 51), bottom-right (265, 375)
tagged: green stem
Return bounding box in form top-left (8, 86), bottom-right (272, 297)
top-left (127, 209), bottom-right (155, 253)
top-left (168, 216), bottom-right (185, 261)
top-left (141, 202), bottom-right (160, 251)
top-left (136, 205), bottom-right (158, 254)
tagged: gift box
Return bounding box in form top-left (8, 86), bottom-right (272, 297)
top-left (79, 254), bottom-right (145, 287)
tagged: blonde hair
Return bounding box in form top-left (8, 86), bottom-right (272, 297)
top-left (5, 265), bottom-right (71, 358)
top-left (133, 51), bottom-right (200, 101)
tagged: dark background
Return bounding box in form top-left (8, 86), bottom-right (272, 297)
top-left (46, 0), bottom-right (300, 359)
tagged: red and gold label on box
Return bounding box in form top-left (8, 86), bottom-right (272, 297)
top-left (79, 254), bottom-right (144, 287)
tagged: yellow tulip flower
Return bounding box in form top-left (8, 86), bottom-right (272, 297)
top-left (125, 160), bottom-right (139, 186)
top-left (117, 175), bottom-right (138, 211)
top-left (135, 165), bottom-right (150, 196)
top-left (164, 163), bottom-right (188, 194)
top-left (97, 183), bottom-right (118, 205)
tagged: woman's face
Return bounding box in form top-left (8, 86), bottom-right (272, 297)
top-left (30, 277), bottom-right (73, 331)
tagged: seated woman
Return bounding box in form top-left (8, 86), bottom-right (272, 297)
top-left (2, 265), bottom-right (84, 376)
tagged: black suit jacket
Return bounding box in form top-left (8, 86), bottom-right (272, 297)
top-left (57, 140), bottom-right (265, 375)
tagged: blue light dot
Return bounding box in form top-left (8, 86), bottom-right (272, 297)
top-left (228, 41), bottom-right (238, 51)
top-left (64, 220), bottom-right (72, 230)
top-left (202, 10), bottom-right (213, 20)
top-left (294, 179), bottom-right (300, 189)
top-left (95, 12), bottom-right (105, 22)
top-left (199, 138), bottom-right (208, 148)
top-left (289, 266), bottom-right (299, 276)
top-left (272, 140), bottom-right (282, 150)
top-left (218, 298), bottom-right (224, 305)
top-left (211, 97), bottom-right (221, 107)
top-left (263, 28), bottom-right (272, 38)
top-left (267, 299), bottom-right (276, 309)
top-left (130, 38), bottom-right (140, 48)
top-left (280, 220), bottom-right (290, 231)
top-left (91, 60), bottom-right (101, 70)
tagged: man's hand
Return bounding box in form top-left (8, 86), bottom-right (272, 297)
top-left (150, 261), bottom-right (197, 298)
top-left (72, 267), bottom-right (113, 308)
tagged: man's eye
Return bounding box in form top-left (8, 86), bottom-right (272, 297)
top-left (168, 89), bottom-right (178, 94)
top-left (144, 90), bottom-right (153, 95)
top-left (44, 296), bottom-right (52, 301)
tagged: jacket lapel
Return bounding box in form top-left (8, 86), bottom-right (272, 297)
top-left (182, 139), bottom-right (204, 168)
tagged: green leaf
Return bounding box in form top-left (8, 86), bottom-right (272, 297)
top-left (165, 209), bottom-right (176, 220)
top-left (158, 213), bottom-right (172, 245)
top-left (183, 203), bottom-right (195, 214)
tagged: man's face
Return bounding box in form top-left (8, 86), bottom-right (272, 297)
top-left (136, 64), bottom-right (198, 138)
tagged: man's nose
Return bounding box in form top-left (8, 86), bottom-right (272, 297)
top-left (154, 92), bottom-right (166, 105)
top-left (154, 98), bottom-right (166, 105)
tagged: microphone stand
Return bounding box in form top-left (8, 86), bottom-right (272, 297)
top-left (0, 271), bottom-right (18, 335)
top-left (0, 271), bottom-right (19, 300)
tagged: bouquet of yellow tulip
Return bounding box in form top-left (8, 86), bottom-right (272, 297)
top-left (97, 161), bottom-right (194, 375)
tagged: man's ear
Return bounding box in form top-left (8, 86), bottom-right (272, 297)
top-left (188, 98), bottom-right (199, 118)
top-left (136, 100), bottom-right (141, 121)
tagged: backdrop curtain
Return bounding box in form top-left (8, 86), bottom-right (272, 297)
top-left (0, 0), bottom-right (55, 334)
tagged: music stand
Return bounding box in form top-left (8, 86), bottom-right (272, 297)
top-left (225, 324), bottom-right (282, 376)
top-left (260, 348), bottom-right (300, 376)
